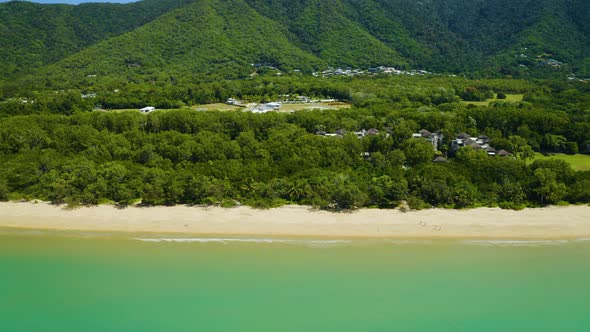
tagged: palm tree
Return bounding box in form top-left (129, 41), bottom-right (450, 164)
top-left (287, 179), bottom-right (310, 201)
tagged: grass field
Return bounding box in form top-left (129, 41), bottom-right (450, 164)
top-left (105, 102), bottom-right (351, 114)
top-left (191, 103), bottom-right (242, 112)
top-left (191, 102), bottom-right (351, 112)
top-left (278, 102), bottom-right (351, 112)
top-left (106, 108), bottom-right (185, 113)
top-left (461, 94), bottom-right (524, 107)
top-left (531, 153), bottom-right (590, 171)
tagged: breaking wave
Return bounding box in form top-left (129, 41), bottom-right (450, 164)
top-left (132, 237), bottom-right (353, 247)
top-left (461, 239), bottom-right (584, 247)
top-left (132, 237), bottom-right (590, 248)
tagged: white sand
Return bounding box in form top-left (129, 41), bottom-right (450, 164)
top-left (0, 202), bottom-right (589, 239)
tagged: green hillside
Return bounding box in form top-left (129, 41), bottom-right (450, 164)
top-left (247, 0), bottom-right (590, 73)
top-left (0, 0), bottom-right (195, 77)
top-left (39, 0), bottom-right (324, 83)
top-left (1, 0), bottom-right (589, 86)
top-left (244, 0), bottom-right (409, 68)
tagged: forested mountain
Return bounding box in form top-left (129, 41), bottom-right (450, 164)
top-left (1, 0), bottom-right (589, 85)
top-left (42, 0), bottom-right (326, 81)
top-left (0, 0), bottom-right (195, 77)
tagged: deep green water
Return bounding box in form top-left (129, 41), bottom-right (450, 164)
top-left (1, 230), bottom-right (590, 332)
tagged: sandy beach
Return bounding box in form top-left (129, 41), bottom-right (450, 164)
top-left (0, 202), bottom-right (589, 239)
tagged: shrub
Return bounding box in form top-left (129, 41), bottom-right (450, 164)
top-left (498, 201), bottom-right (526, 210)
top-left (406, 196), bottom-right (430, 210)
top-left (564, 142), bottom-right (579, 155)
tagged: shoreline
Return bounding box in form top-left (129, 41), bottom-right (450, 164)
top-left (0, 202), bottom-right (589, 240)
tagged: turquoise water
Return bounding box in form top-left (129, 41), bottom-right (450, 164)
top-left (1, 230), bottom-right (590, 331)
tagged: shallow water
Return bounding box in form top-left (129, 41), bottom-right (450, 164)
top-left (1, 230), bottom-right (590, 331)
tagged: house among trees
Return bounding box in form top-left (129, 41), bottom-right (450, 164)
top-left (545, 59), bottom-right (563, 67)
top-left (432, 155), bottom-right (448, 163)
top-left (316, 128), bottom-right (379, 138)
top-left (139, 106), bottom-right (155, 114)
top-left (265, 102), bottom-right (281, 110)
top-left (296, 95), bottom-right (312, 103)
top-left (355, 128), bottom-right (379, 138)
top-left (252, 102), bottom-right (281, 113)
top-left (316, 129), bottom-right (343, 137)
top-left (412, 129), bottom-right (443, 150)
top-left (451, 133), bottom-right (509, 156)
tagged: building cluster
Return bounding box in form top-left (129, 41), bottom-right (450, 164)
top-left (314, 127), bottom-right (514, 163)
top-left (7, 97), bottom-right (35, 104)
top-left (227, 96), bottom-right (341, 114)
top-left (567, 74), bottom-right (590, 83)
top-left (252, 102), bottom-right (281, 113)
top-left (314, 66), bottom-right (432, 78)
top-left (412, 129), bottom-right (443, 151)
top-left (226, 98), bottom-right (282, 113)
top-left (411, 130), bottom-right (512, 161)
top-left (543, 59), bottom-right (563, 68)
top-left (277, 95), bottom-right (338, 104)
top-left (450, 133), bottom-right (510, 157)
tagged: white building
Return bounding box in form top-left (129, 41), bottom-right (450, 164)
top-left (140, 106), bottom-right (155, 114)
top-left (264, 102), bottom-right (281, 110)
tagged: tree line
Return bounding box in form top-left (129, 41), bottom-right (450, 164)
top-left (0, 104), bottom-right (588, 210)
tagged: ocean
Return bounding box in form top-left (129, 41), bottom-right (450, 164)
top-left (1, 230), bottom-right (589, 331)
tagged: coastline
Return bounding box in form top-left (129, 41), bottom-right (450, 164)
top-left (0, 202), bottom-right (589, 239)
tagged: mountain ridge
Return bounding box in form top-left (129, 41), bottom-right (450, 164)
top-left (0, 0), bottom-right (195, 77)
top-left (1, 0), bottom-right (589, 85)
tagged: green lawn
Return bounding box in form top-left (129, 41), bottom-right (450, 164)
top-left (461, 94), bottom-right (524, 107)
top-left (106, 102), bottom-right (352, 113)
top-left (531, 153), bottom-right (590, 171)
top-left (190, 102), bottom-right (352, 112)
top-left (106, 108), bottom-right (186, 113)
top-left (278, 102), bottom-right (351, 112)
top-left (191, 103), bottom-right (242, 111)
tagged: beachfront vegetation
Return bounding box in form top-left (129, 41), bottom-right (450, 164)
top-left (0, 75), bottom-right (588, 210)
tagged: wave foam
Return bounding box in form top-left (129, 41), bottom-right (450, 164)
top-left (463, 239), bottom-right (572, 247)
top-left (133, 237), bottom-right (352, 247)
top-left (133, 237), bottom-right (590, 248)
top-left (134, 238), bottom-right (290, 244)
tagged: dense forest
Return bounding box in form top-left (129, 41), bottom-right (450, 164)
top-left (1, 74), bottom-right (588, 210)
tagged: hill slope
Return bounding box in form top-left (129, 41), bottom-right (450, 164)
top-left (1, 0), bottom-right (589, 85)
top-left (41, 0), bottom-right (325, 83)
top-left (245, 0), bottom-right (590, 74)
top-left (0, 0), bottom-right (195, 77)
